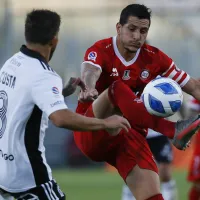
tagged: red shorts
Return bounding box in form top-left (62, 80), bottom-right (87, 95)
top-left (74, 105), bottom-right (158, 181)
top-left (188, 131), bottom-right (200, 182)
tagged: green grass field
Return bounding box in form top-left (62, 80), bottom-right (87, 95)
top-left (53, 168), bottom-right (191, 200)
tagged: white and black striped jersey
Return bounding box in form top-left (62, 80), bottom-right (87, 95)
top-left (0, 45), bottom-right (67, 192)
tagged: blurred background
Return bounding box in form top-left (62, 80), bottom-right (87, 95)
top-left (1, 0), bottom-right (200, 199)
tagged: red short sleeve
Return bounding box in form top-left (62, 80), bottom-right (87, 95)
top-left (83, 46), bottom-right (105, 71)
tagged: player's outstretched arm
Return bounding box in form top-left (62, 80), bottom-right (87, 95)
top-left (62, 77), bottom-right (86, 97)
top-left (49, 109), bottom-right (130, 134)
top-left (183, 78), bottom-right (200, 101)
top-left (79, 62), bottom-right (101, 102)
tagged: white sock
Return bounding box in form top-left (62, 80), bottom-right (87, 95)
top-left (121, 184), bottom-right (136, 200)
top-left (161, 180), bottom-right (178, 200)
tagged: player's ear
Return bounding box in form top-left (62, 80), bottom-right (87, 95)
top-left (49, 33), bottom-right (58, 47)
top-left (116, 22), bottom-right (122, 35)
top-left (49, 36), bottom-right (58, 48)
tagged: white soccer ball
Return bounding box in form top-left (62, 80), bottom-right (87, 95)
top-left (142, 77), bottom-right (183, 117)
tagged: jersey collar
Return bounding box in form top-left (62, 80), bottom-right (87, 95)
top-left (112, 36), bottom-right (141, 67)
top-left (20, 45), bottom-right (47, 64)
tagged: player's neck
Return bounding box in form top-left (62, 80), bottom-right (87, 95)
top-left (26, 43), bottom-right (50, 62)
top-left (116, 37), bottom-right (136, 62)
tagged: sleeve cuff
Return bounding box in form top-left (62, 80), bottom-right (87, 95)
top-left (46, 103), bottom-right (68, 117)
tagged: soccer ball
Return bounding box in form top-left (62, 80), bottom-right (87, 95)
top-left (142, 77), bottom-right (183, 117)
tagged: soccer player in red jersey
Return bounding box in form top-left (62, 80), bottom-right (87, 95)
top-left (73, 4), bottom-right (200, 200)
top-left (187, 97), bottom-right (200, 200)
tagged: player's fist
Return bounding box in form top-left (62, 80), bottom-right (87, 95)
top-left (63, 77), bottom-right (86, 97)
top-left (103, 115), bottom-right (131, 136)
top-left (79, 88), bottom-right (98, 102)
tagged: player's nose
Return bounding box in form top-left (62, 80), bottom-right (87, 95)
top-left (132, 30), bottom-right (140, 41)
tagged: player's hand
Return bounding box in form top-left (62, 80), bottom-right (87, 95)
top-left (103, 115), bottom-right (131, 136)
top-left (79, 88), bottom-right (98, 102)
top-left (63, 77), bottom-right (86, 97)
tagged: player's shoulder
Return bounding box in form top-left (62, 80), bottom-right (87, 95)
top-left (141, 44), bottom-right (163, 57)
top-left (140, 43), bottom-right (172, 64)
top-left (88, 37), bottom-right (113, 51)
top-left (17, 49), bottom-right (60, 79)
top-left (33, 61), bottom-right (61, 81)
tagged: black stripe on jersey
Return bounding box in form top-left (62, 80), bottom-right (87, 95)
top-left (40, 61), bottom-right (47, 70)
top-left (24, 105), bottom-right (50, 185)
top-left (40, 61), bottom-right (55, 72)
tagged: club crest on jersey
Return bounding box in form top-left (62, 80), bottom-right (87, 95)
top-left (88, 51), bottom-right (97, 62)
top-left (122, 70), bottom-right (130, 80)
top-left (140, 70), bottom-right (150, 79)
top-left (52, 87), bottom-right (59, 94)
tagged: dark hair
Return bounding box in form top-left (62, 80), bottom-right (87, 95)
top-left (119, 4), bottom-right (151, 26)
top-left (25, 9), bottom-right (61, 45)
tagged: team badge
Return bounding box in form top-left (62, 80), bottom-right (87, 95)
top-left (140, 69), bottom-right (150, 79)
top-left (88, 51), bottom-right (97, 62)
top-left (122, 70), bottom-right (131, 80)
top-left (52, 87), bottom-right (59, 94)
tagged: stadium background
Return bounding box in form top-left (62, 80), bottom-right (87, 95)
top-left (0, 0), bottom-right (200, 199)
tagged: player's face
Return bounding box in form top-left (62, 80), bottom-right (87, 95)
top-left (117, 16), bottom-right (149, 53)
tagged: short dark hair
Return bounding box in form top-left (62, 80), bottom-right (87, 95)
top-left (25, 9), bottom-right (61, 45)
top-left (119, 4), bottom-right (151, 26)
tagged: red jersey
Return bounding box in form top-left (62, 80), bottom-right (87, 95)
top-left (77, 36), bottom-right (190, 114)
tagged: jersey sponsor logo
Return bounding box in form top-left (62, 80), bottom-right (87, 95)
top-left (0, 149), bottom-right (14, 161)
top-left (88, 51), bottom-right (97, 62)
top-left (50, 100), bottom-right (63, 107)
top-left (140, 69), bottom-right (150, 79)
top-left (122, 70), bottom-right (131, 80)
top-left (52, 87), bottom-right (59, 94)
top-left (110, 68), bottom-right (119, 76)
top-left (10, 58), bottom-right (21, 67)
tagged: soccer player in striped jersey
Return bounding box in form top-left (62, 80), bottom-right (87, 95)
top-left (74, 4), bottom-right (200, 200)
top-left (0, 9), bottom-right (131, 200)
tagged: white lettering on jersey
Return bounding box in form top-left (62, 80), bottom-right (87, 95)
top-left (0, 71), bottom-right (16, 89)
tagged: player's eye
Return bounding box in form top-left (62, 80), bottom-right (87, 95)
top-left (128, 27), bottom-right (136, 31)
top-left (140, 29), bottom-right (148, 34)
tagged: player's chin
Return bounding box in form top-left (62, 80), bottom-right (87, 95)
top-left (126, 46), bottom-right (138, 53)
